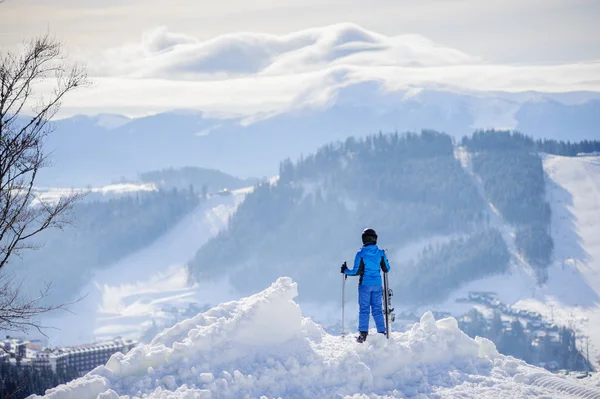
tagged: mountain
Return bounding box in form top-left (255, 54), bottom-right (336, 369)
top-left (22, 131), bottom-right (600, 371)
top-left (184, 130), bottom-right (600, 366)
top-left (37, 86), bottom-right (600, 187)
top-left (187, 130), bottom-right (558, 303)
top-left (516, 98), bottom-right (600, 141)
top-left (30, 277), bottom-right (600, 398)
top-left (6, 186), bottom-right (202, 308)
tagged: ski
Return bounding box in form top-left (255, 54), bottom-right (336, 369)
top-left (382, 271), bottom-right (394, 339)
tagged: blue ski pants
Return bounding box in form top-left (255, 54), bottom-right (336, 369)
top-left (358, 284), bottom-right (386, 333)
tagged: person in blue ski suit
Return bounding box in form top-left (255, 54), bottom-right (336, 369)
top-left (341, 228), bottom-right (391, 343)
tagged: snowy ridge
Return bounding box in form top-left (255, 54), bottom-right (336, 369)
top-left (31, 183), bottom-right (157, 206)
top-left (34, 278), bottom-right (600, 398)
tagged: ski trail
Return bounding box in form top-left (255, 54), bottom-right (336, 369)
top-left (453, 146), bottom-right (536, 282)
top-left (444, 151), bottom-right (600, 369)
top-left (529, 374), bottom-right (600, 398)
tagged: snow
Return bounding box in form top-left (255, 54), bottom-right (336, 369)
top-left (32, 183), bottom-right (157, 205)
top-left (93, 114), bottom-right (132, 129)
top-left (409, 148), bottom-right (540, 319)
top-left (512, 154), bottom-right (600, 365)
top-left (31, 277), bottom-right (600, 399)
top-left (37, 189), bottom-right (248, 347)
top-left (425, 151), bottom-right (600, 369)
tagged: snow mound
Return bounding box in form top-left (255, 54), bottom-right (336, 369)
top-left (33, 277), bottom-right (600, 398)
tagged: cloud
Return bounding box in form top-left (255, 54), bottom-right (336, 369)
top-left (94, 22), bottom-right (480, 79)
top-left (50, 23), bottom-right (600, 119)
top-left (142, 26), bottom-right (197, 53)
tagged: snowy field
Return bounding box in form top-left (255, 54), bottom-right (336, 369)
top-left (32, 277), bottom-right (600, 399)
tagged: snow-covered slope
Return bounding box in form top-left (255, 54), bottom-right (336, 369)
top-left (32, 277), bottom-right (600, 399)
top-left (38, 188), bottom-right (251, 347)
top-left (513, 154), bottom-right (600, 364)
top-left (419, 152), bottom-right (600, 368)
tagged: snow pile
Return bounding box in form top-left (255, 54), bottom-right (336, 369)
top-left (33, 277), bottom-right (600, 398)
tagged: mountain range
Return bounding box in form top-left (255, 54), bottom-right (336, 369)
top-left (38, 85), bottom-right (600, 187)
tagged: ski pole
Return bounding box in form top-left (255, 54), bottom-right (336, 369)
top-left (341, 263), bottom-right (347, 337)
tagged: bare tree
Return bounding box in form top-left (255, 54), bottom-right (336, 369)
top-left (0, 32), bottom-right (90, 334)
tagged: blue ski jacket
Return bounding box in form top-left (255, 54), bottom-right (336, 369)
top-left (344, 243), bottom-right (391, 286)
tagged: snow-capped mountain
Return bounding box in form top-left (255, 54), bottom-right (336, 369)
top-left (31, 277), bottom-right (600, 398)
top-left (40, 86), bottom-right (600, 187)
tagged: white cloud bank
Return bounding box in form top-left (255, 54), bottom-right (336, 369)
top-left (55, 23), bottom-right (600, 118)
top-left (96, 23), bottom-right (479, 78)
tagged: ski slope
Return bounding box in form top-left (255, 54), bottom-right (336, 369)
top-left (38, 188), bottom-right (251, 347)
top-left (421, 152), bottom-right (600, 369)
top-left (32, 277), bottom-right (600, 399)
top-left (514, 154), bottom-right (600, 365)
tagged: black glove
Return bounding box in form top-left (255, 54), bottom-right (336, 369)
top-left (341, 262), bottom-right (348, 273)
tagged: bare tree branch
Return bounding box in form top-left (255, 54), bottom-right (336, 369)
top-left (0, 32), bottom-right (90, 270)
top-left (0, 274), bottom-right (86, 336)
top-left (0, 29), bottom-right (90, 334)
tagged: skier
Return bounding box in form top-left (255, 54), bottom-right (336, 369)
top-left (341, 228), bottom-right (391, 343)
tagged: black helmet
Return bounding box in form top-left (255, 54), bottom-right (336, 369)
top-left (362, 228), bottom-right (377, 245)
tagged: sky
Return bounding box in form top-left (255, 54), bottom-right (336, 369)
top-left (1, 0), bottom-right (599, 118)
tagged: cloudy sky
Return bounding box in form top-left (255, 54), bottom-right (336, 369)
top-left (1, 0), bottom-right (599, 118)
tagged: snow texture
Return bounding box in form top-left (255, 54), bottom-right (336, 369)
top-left (32, 277), bottom-right (600, 399)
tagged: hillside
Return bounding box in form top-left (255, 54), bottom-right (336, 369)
top-left (406, 151), bottom-right (600, 368)
top-left (30, 277), bottom-right (600, 399)
top-left (28, 186), bottom-right (250, 347)
top-left (7, 187), bottom-right (201, 306)
top-left (183, 131), bottom-right (600, 365)
top-left (18, 131), bottom-right (600, 375)
top-left (188, 130), bottom-right (513, 305)
top-left (189, 130), bottom-right (577, 305)
top-left (462, 131), bottom-right (554, 283)
top-left (516, 153), bottom-right (600, 365)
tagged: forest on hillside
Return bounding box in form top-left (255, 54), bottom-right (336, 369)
top-left (189, 130), bottom-right (600, 304)
top-left (461, 130), bottom-right (600, 157)
top-left (189, 130), bottom-right (511, 303)
top-left (139, 166), bottom-right (254, 194)
top-left (535, 138), bottom-right (600, 156)
top-left (462, 130), bottom-right (554, 283)
top-left (9, 188), bottom-right (200, 304)
top-left (459, 308), bottom-right (592, 372)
